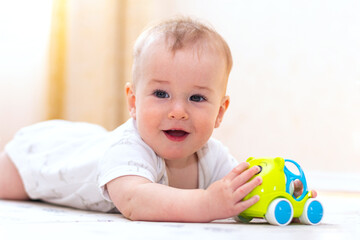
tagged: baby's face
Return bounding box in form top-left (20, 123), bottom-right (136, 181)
top-left (127, 40), bottom-right (229, 161)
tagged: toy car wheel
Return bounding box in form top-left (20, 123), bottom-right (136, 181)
top-left (299, 199), bottom-right (323, 225)
top-left (233, 215), bottom-right (253, 223)
top-left (265, 198), bottom-right (293, 226)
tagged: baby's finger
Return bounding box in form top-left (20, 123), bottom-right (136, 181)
top-left (233, 176), bottom-right (262, 201)
top-left (225, 162), bottom-right (250, 181)
top-left (231, 165), bottom-right (260, 190)
top-left (235, 195), bottom-right (260, 214)
top-left (310, 190), bottom-right (317, 198)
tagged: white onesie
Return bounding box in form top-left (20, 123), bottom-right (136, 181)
top-left (5, 118), bottom-right (238, 212)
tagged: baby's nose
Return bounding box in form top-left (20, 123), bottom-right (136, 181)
top-left (168, 102), bottom-right (189, 120)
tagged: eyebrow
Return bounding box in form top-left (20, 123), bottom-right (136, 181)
top-left (193, 85), bottom-right (213, 92)
top-left (149, 79), bottom-right (170, 84)
top-left (149, 79), bottom-right (214, 93)
top-left (146, 79), bottom-right (171, 87)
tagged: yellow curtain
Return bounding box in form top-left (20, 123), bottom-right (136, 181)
top-left (47, 0), bottom-right (67, 120)
top-left (47, 0), bottom-right (129, 130)
top-left (46, 0), bottom-right (179, 130)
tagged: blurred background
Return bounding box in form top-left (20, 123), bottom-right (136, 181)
top-left (0, 0), bottom-right (359, 192)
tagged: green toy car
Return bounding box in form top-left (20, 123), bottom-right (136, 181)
top-left (235, 157), bottom-right (324, 226)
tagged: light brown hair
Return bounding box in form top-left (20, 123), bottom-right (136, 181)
top-left (132, 17), bottom-right (233, 88)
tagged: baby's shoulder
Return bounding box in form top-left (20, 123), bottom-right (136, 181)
top-left (107, 119), bottom-right (158, 159)
top-left (110, 119), bottom-right (144, 146)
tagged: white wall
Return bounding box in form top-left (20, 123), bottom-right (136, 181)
top-left (0, 1), bottom-right (52, 149)
top-left (168, 0), bottom-right (360, 179)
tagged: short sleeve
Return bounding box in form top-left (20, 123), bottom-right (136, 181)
top-left (97, 121), bottom-right (165, 201)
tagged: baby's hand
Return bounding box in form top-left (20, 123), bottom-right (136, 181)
top-left (293, 179), bottom-right (317, 198)
top-left (204, 162), bottom-right (262, 221)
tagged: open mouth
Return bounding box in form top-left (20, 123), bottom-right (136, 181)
top-left (163, 129), bottom-right (189, 142)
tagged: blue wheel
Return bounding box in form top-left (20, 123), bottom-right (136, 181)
top-left (299, 199), bottom-right (324, 225)
top-left (265, 198), bottom-right (293, 226)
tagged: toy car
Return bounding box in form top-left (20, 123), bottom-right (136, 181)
top-left (235, 157), bottom-right (323, 226)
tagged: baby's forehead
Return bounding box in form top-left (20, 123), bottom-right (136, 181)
top-left (141, 35), bottom-right (226, 63)
top-left (135, 38), bottom-right (228, 94)
top-left (132, 20), bottom-right (232, 92)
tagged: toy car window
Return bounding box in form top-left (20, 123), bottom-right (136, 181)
top-left (285, 161), bottom-right (300, 176)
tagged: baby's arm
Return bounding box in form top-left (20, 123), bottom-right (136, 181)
top-left (106, 162), bottom-right (262, 222)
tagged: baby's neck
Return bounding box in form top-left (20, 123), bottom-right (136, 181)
top-left (165, 154), bottom-right (199, 189)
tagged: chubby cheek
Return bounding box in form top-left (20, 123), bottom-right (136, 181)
top-left (136, 104), bottom-right (163, 136)
top-left (136, 98), bottom-right (160, 120)
top-left (194, 111), bottom-right (218, 138)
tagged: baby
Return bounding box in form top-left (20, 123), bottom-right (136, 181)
top-left (0, 17), bottom-right (313, 222)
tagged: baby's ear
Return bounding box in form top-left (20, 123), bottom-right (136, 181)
top-left (125, 82), bottom-right (136, 119)
top-left (215, 96), bottom-right (230, 128)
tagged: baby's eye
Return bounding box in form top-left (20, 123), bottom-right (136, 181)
top-left (153, 89), bottom-right (169, 98)
top-left (189, 94), bottom-right (207, 102)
